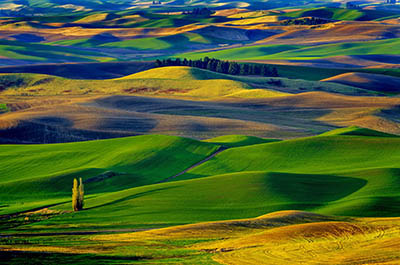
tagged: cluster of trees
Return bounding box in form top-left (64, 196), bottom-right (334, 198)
top-left (72, 178), bottom-right (84, 211)
top-left (155, 57), bottom-right (279, 77)
top-left (281, 17), bottom-right (330, 25)
top-left (182, 7), bottom-right (214, 17)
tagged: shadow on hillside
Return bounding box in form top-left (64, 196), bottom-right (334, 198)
top-left (11, 33), bottom-right (45, 43)
top-left (0, 61), bottom-right (154, 79)
top-left (85, 186), bottom-right (179, 210)
top-left (0, 118), bottom-right (139, 144)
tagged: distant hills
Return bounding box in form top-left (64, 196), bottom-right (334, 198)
top-left (0, 0), bottom-right (341, 15)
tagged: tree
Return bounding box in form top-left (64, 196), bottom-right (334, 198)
top-left (72, 177), bottom-right (84, 211)
top-left (272, 67), bottom-right (279, 77)
top-left (228, 62), bottom-right (240, 75)
top-left (166, 58), bottom-right (173, 66)
top-left (240, 64), bottom-right (249, 75)
top-left (261, 65), bottom-right (271, 77)
top-left (216, 61), bottom-right (224, 73)
top-left (248, 65), bottom-right (255, 75)
top-left (78, 177), bottom-right (84, 210)
top-left (155, 59), bottom-right (162, 67)
top-left (72, 178), bottom-right (79, 211)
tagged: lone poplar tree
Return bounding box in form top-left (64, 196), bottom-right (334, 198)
top-left (72, 178), bottom-right (79, 211)
top-left (72, 178), bottom-right (84, 211)
top-left (78, 178), bottom-right (84, 210)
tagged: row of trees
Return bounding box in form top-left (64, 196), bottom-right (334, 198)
top-left (281, 17), bottom-right (330, 26)
top-left (182, 7), bottom-right (214, 17)
top-left (72, 178), bottom-right (84, 211)
top-left (155, 57), bottom-right (279, 77)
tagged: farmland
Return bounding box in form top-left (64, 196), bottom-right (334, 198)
top-left (1, 0), bottom-right (400, 263)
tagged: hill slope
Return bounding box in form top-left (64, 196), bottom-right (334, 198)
top-left (0, 135), bottom-right (219, 215)
top-left (322, 72), bottom-right (400, 94)
top-left (2, 128), bottom-right (400, 233)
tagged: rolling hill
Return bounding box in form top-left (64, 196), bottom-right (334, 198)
top-left (2, 127), bottom-right (400, 234)
top-left (0, 66), bottom-right (378, 98)
top-left (322, 72), bottom-right (400, 94)
top-left (0, 134), bottom-right (219, 215)
top-left (283, 7), bottom-right (400, 21)
top-left (180, 38), bottom-right (400, 61)
top-left (4, 210), bottom-right (400, 264)
top-left (2, 1), bottom-right (400, 264)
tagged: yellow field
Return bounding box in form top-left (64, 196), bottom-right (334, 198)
top-left (0, 67), bottom-right (287, 99)
top-left (93, 210), bottom-right (400, 265)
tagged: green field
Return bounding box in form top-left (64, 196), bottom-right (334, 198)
top-left (204, 135), bottom-right (280, 148)
top-left (180, 38), bottom-right (400, 61)
top-left (283, 7), bottom-right (400, 21)
top-left (2, 127), bottom-right (400, 234)
top-left (0, 103), bottom-right (8, 112)
top-left (0, 135), bottom-right (219, 215)
top-left (49, 31), bottom-right (236, 50)
top-left (0, 40), bottom-right (113, 62)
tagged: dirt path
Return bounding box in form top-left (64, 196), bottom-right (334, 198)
top-left (157, 146), bottom-right (228, 184)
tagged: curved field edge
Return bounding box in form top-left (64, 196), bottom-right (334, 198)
top-left (2, 211), bottom-right (400, 265)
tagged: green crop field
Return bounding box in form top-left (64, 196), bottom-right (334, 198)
top-left (0, 103), bottom-right (8, 112)
top-left (283, 7), bottom-right (399, 21)
top-left (180, 38), bottom-right (400, 61)
top-left (2, 127), bottom-right (400, 235)
top-left (0, 40), bottom-right (113, 62)
top-left (204, 135), bottom-right (280, 148)
top-left (0, 135), bottom-right (218, 215)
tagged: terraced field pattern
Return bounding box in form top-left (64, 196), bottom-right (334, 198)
top-left (1, 0), bottom-right (400, 264)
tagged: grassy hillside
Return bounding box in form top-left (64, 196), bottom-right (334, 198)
top-left (183, 131), bottom-right (400, 178)
top-left (284, 7), bottom-right (400, 21)
top-left (319, 126), bottom-right (399, 137)
top-left (0, 68), bottom-right (289, 98)
top-left (0, 61), bottom-right (155, 79)
top-left (0, 135), bottom-right (219, 215)
top-left (0, 66), bottom-right (373, 97)
top-left (49, 32), bottom-right (227, 51)
top-left (10, 170), bottom-right (360, 231)
top-left (101, 66), bottom-right (377, 96)
top-left (3, 210), bottom-right (400, 264)
top-left (322, 72), bottom-right (400, 94)
top-left (0, 103), bottom-right (8, 112)
top-left (119, 66), bottom-right (230, 80)
top-left (180, 38), bottom-right (400, 61)
top-left (204, 135), bottom-right (280, 147)
top-left (2, 127), bottom-right (400, 234)
top-left (0, 40), bottom-right (113, 63)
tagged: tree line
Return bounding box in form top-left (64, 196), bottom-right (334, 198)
top-left (281, 17), bottom-right (330, 26)
top-left (182, 7), bottom-right (214, 17)
top-left (155, 57), bottom-right (279, 77)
